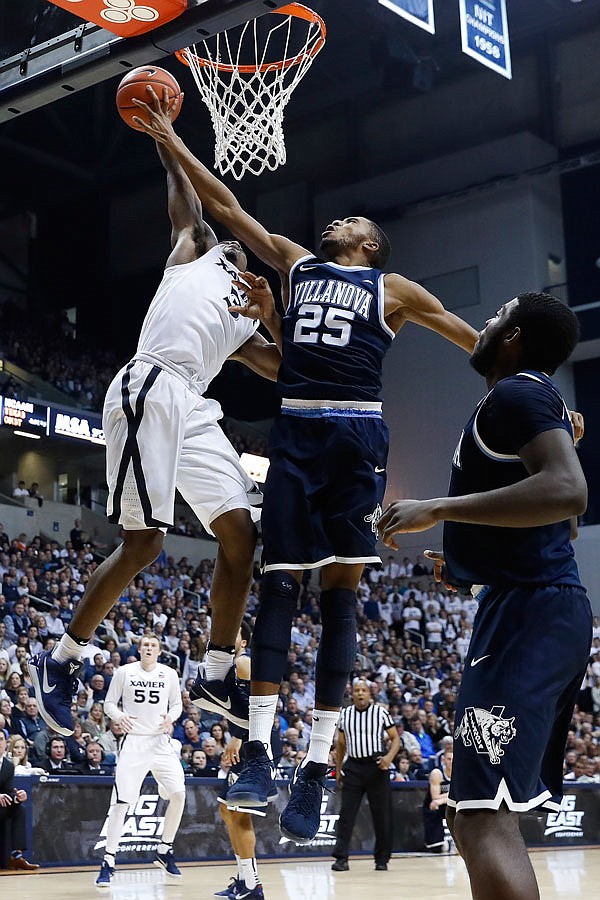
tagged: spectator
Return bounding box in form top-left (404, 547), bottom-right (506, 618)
top-left (189, 749), bottom-right (212, 777)
top-left (70, 519), bottom-right (85, 551)
top-left (78, 742), bottom-right (112, 776)
top-left (66, 719), bottom-right (91, 766)
top-left (210, 723), bottom-right (229, 754)
top-left (12, 481), bottom-right (29, 499)
top-left (202, 737), bottom-right (221, 773)
top-left (42, 736), bottom-right (77, 773)
top-left (83, 702), bottom-right (107, 739)
top-left (0, 731), bottom-right (39, 871)
top-left (6, 735), bottom-right (45, 775)
top-left (28, 483), bottom-right (43, 508)
top-left (45, 606), bottom-right (66, 639)
top-left (99, 719), bottom-right (123, 760)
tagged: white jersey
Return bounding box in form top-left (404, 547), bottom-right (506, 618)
top-left (135, 244), bottom-right (258, 394)
top-left (104, 661), bottom-right (182, 736)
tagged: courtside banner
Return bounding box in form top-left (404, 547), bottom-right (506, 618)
top-left (378, 0), bottom-right (435, 35)
top-left (26, 778), bottom-right (600, 866)
top-left (459, 0), bottom-right (512, 79)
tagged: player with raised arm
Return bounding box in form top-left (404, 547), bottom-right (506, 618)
top-left (29, 90), bottom-right (281, 740)
top-left (95, 633), bottom-right (184, 886)
top-left (379, 292), bottom-right (591, 900)
top-left (132, 88), bottom-right (478, 845)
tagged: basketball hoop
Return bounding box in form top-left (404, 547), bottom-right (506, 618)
top-left (175, 3), bottom-right (326, 180)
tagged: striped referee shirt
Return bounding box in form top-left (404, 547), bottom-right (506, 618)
top-left (338, 702), bottom-right (394, 759)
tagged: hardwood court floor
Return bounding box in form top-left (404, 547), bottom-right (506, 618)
top-left (1, 849), bottom-right (598, 898)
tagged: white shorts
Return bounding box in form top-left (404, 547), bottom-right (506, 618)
top-left (113, 733), bottom-right (185, 805)
top-left (104, 360), bottom-right (260, 535)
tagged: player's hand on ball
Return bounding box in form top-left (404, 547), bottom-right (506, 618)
top-left (131, 86), bottom-right (183, 141)
top-left (231, 272), bottom-right (276, 321)
top-left (118, 714), bottom-right (137, 733)
top-left (378, 499), bottom-right (441, 547)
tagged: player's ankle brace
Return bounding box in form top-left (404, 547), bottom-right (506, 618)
top-left (251, 571), bottom-right (300, 684)
top-left (315, 588), bottom-right (357, 707)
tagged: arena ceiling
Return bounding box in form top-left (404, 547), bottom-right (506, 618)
top-left (0, 0), bottom-right (600, 215)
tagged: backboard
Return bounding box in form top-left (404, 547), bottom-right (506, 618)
top-left (0, 0), bottom-right (288, 124)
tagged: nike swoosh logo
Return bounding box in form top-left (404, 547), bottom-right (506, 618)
top-left (470, 654), bottom-right (491, 667)
top-left (42, 660), bottom-right (56, 694)
top-left (202, 689), bottom-right (231, 710)
top-left (299, 264), bottom-right (318, 271)
top-left (375, 466), bottom-right (386, 473)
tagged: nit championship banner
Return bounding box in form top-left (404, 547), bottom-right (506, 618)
top-left (378, 0), bottom-right (435, 35)
top-left (24, 777), bottom-right (600, 867)
top-left (459, 0), bottom-right (512, 79)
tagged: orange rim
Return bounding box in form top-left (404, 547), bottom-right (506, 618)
top-left (175, 3), bottom-right (326, 75)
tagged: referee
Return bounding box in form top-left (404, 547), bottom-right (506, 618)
top-left (332, 680), bottom-right (401, 872)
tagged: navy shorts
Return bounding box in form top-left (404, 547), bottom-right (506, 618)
top-left (449, 583), bottom-right (591, 813)
top-left (261, 412), bottom-right (389, 570)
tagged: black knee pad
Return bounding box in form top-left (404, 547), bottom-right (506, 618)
top-left (251, 571), bottom-right (300, 684)
top-left (315, 588), bottom-right (357, 707)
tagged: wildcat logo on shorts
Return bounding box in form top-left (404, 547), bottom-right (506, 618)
top-left (364, 503), bottom-right (382, 534)
top-left (455, 705), bottom-right (516, 764)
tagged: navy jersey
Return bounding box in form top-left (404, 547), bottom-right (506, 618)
top-left (444, 370), bottom-right (582, 589)
top-left (277, 256), bottom-right (394, 402)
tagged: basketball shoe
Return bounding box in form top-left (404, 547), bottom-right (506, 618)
top-left (95, 860), bottom-right (114, 887)
top-left (153, 848), bottom-right (182, 877)
top-left (226, 741), bottom-right (277, 808)
top-left (233, 883), bottom-right (265, 899)
top-left (215, 876), bottom-right (242, 897)
top-left (28, 651), bottom-right (82, 736)
top-left (191, 666), bottom-right (250, 729)
top-left (279, 761), bottom-right (328, 844)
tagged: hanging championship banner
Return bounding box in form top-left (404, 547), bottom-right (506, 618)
top-left (378, 1), bottom-right (435, 35)
top-left (459, 0), bottom-right (512, 79)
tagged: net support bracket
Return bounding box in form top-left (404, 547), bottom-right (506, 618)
top-left (19, 49), bottom-right (31, 78)
top-left (74, 25), bottom-right (88, 55)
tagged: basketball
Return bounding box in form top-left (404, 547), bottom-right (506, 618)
top-left (116, 65), bottom-right (182, 131)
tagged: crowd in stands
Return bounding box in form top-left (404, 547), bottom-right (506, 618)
top-left (0, 303), bottom-right (119, 412)
top-left (0, 302), bottom-right (269, 459)
top-left (1, 527), bottom-right (599, 787)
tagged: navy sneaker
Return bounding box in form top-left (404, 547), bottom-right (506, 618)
top-left (226, 741), bottom-right (276, 808)
top-left (95, 860), bottom-right (114, 887)
top-left (190, 667), bottom-right (249, 729)
top-left (232, 882), bottom-right (265, 899)
top-left (28, 651), bottom-right (82, 736)
top-left (153, 848), bottom-right (182, 877)
top-left (279, 761), bottom-right (328, 845)
top-left (214, 876), bottom-right (243, 897)
top-left (215, 876), bottom-right (243, 897)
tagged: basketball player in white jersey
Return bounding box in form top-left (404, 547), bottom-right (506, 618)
top-left (30, 91), bottom-right (281, 739)
top-left (95, 633), bottom-right (184, 886)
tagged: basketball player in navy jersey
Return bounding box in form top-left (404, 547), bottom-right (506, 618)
top-left (29, 92), bottom-right (281, 740)
top-left (133, 89), bottom-right (478, 844)
top-left (379, 292), bottom-right (591, 900)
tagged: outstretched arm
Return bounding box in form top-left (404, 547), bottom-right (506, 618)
top-left (132, 88), bottom-right (307, 276)
top-left (229, 332), bottom-right (281, 381)
top-left (378, 428), bottom-right (587, 546)
top-left (150, 89), bottom-right (217, 266)
top-left (384, 273), bottom-right (478, 353)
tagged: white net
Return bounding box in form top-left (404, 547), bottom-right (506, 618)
top-left (179, 5), bottom-right (325, 180)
